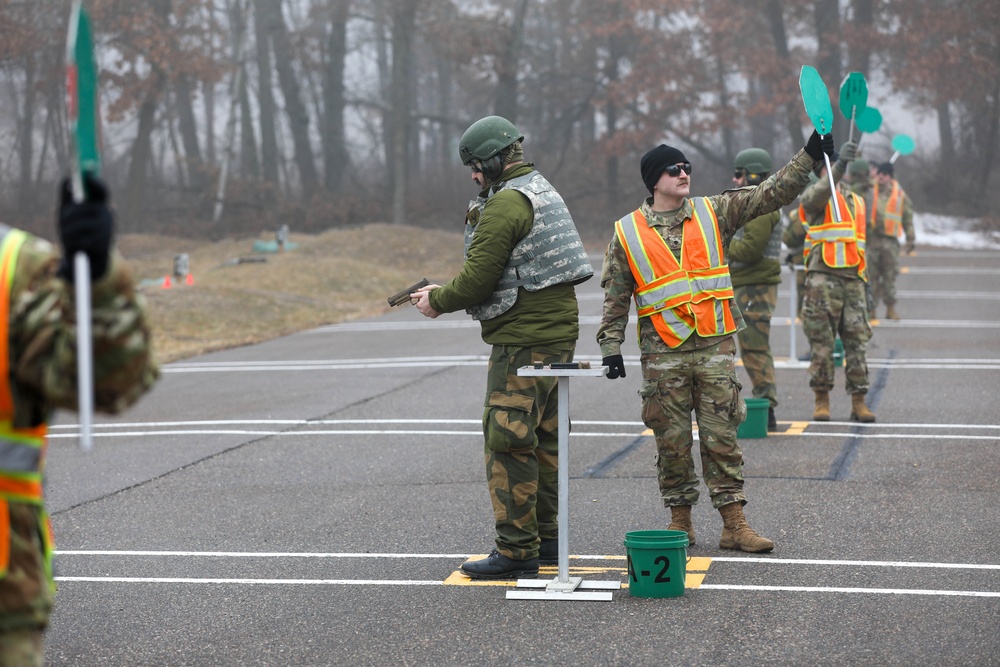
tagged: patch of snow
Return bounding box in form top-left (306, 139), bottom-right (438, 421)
top-left (913, 213), bottom-right (1000, 250)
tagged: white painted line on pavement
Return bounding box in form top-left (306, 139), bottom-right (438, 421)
top-left (697, 584), bottom-right (1000, 598)
top-left (57, 576), bottom-right (443, 586)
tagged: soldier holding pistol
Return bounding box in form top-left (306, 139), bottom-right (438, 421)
top-left (413, 116), bottom-right (592, 579)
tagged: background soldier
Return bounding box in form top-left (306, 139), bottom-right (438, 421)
top-left (597, 130), bottom-right (835, 554)
top-left (866, 161), bottom-right (916, 320)
top-left (794, 141), bottom-right (878, 423)
top-left (412, 116), bottom-right (593, 579)
top-left (0, 175), bottom-right (158, 665)
top-left (728, 148), bottom-right (783, 431)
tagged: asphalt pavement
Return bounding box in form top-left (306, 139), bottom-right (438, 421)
top-left (42, 245), bottom-right (1000, 666)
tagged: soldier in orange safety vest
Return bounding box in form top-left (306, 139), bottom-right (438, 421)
top-left (866, 161), bottom-right (915, 320)
top-left (0, 175), bottom-right (157, 665)
top-left (597, 130), bottom-right (835, 554)
top-left (794, 141), bottom-right (878, 424)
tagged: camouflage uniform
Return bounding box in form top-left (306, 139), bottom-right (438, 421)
top-left (0, 226), bottom-right (158, 664)
top-left (429, 163), bottom-right (592, 560)
top-left (782, 207), bottom-right (807, 316)
top-left (798, 165), bottom-right (872, 395)
top-left (597, 149), bottom-right (815, 509)
top-left (863, 177), bottom-right (915, 311)
top-left (727, 211), bottom-right (782, 408)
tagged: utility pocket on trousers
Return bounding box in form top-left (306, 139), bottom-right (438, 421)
top-left (484, 391), bottom-right (536, 453)
top-left (639, 380), bottom-right (668, 431)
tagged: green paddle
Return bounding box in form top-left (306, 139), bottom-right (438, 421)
top-left (66, 0), bottom-right (100, 451)
top-left (890, 134), bottom-right (915, 164)
top-left (839, 72), bottom-right (868, 143)
top-left (799, 65), bottom-right (842, 221)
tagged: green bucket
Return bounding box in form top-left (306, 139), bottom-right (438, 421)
top-left (737, 397), bottom-right (769, 439)
top-left (624, 530), bottom-right (688, 598)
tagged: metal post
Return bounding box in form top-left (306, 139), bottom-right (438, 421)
top-left (506, 364), bottom-right (620, 601)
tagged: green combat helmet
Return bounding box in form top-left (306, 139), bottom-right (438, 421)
top-left (733, 147), bottom-right (773, 185)
top-left (848, 158), bottom-right (870, 176)
top-left (459, 115), bottom-right (524, 182)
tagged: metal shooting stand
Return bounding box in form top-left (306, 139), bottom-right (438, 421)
top-left (505, 363), bottom-right (621, 602)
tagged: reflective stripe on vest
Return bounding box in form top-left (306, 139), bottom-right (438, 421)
top-left (0, 227), bottom-right (47, 504)
top-left (873, 180), bottom-right (904, 237)
top-left (614, 198), bottom-right (736, 348)
top-left (799, 190), bottom-right (868, 279)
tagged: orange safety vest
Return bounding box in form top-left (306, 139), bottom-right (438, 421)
top-left (873, 179), bottom-right (904, 237)
top-left (0, 228), bottom-right (53, 579)
top-left (799, 189), bottom-right (868, 279)
top-left (614, 198), bottom-right (736, 348)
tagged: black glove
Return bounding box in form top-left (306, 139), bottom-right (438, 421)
top-left (58, 173), bottom-right (114, 283)
top-left (603, 354), bottom-right (626, 379)
top-left (804, 130), bottom-right (835, 161)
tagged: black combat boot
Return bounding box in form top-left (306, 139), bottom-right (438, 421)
top-left (539, 538), bottom-right (558, 565)
top-left (767, 407), bottom-right (777, 431)
top-left (461, 549), bottom-right (538, 580)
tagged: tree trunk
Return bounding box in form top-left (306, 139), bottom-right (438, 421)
top-left (253, 0), bottom-right (280, 187)
top-left (323, 0), bottom-right (351, 193)
top-left (263, 0), bottom-right (319, 198)
top-left (849, 0), bottom-right (874, 77)
top-left (493, 0), bottom-right (529, 122)
top-left (389, 0), bottom-right (419, 225)
top-left (763, 0), bottom-right (804, 149)
top-left (16, 52), bottom-right (37, 217)
top-left (813, 0), bottom-right (842, 137)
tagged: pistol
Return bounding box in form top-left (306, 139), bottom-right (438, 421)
top-left (387, 278), bottom-right (430, 307)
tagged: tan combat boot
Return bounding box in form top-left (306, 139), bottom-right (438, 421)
top-left (718, 503), bottom-right (774, 553)
top-left (850, 393), bottom-right (876, 423)
top-left (813, 390), bottom-right (831, 421)
top-left (668, 505), bottom-right (695, 546)
top-left (885, 304), bottom-right (900, 320)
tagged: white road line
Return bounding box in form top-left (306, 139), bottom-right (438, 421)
top-left (159, 355), bottom-right (1000, 373)
top-left (47, 419), bottom-right (1000, 430)
top-left (56, 577), bottom-right (442, 586)
top-left (53, 551), bottom-right (1000, 570)
top-left (697, 584), bottom-right (1000, 598)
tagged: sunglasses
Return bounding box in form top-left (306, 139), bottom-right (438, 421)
top-left (664, 162), bottom-right (692, 177)
top-left (733, 169), bottom-right (746, 179)
top-left (468, 160), bottom-right (483, 173)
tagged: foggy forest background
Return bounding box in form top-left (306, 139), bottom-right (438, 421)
top-left (1, 0), bottom-right (997, 244)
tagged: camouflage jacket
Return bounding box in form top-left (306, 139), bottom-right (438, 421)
top-left (8, 231), bottom-right (159, 427)
top-left (726, 210), bottom-right (782, 287)
top-left (598, 148), bottom-right (816, 357)
top-left (428, 163), bottom-right (579, 348)
top-left (799, 161), bottom-right (866, 281)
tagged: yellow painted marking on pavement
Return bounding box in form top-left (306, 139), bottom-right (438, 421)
top-left (784, 421), bottom-right (810, 435)
top-left (687, 556), bottom-right (712, 571)
top-left (685, 573), bottom-right (706, 587)
top-left (641, 428), bottom-right (653, 436)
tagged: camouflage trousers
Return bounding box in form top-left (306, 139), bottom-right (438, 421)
top-left (483, 344), bottom-right (573, 560)
top-left (867, 236), bottom-right (902, 309)
top-left (639, 336), bottom-right (747, 509)
top-left (801, 272), bottom-right (872, 394)
top-left (0, 501), bottom-right (53, 667)
top-left (734, 284), bottom-right (778, 407)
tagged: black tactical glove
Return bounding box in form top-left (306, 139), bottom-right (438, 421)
top-left (804, 130), bottom-right (835, 161)
top-left (603, 354), bottom-right (626, 379)
top-left (58, 173), bottom-right (114, 283)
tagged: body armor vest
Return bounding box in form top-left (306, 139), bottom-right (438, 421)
top-left (464, 171), bottom-right (593, 321)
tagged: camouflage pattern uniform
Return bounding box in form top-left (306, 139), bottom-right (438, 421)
top-left (597, 149), bottom-right (815, 509)
top-left (0, 227), bottom-right (158, 664)
top-left (727, 210), bottom-right (782, 408)
top-left (782, 207), bottom-right (807, 316)
top-left (429, 163), bottom-right (592, 560)
top-left (798, 166), bottom-right (872, 395)
top-left (862, 177), bottom-right (915, 311)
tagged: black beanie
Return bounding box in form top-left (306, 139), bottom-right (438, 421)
top-left (876, 161), bottom-right (894, 177)
top-left (641, 144), bottom-right (688, 194)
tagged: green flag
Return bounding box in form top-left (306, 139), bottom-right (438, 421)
top-left (66, 0), bottom-right (101, 203)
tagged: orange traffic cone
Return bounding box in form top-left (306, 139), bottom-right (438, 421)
top-left (184, 273), bottom-right (194, 286)
top-left (161, 275), bottom-right (172, 289)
